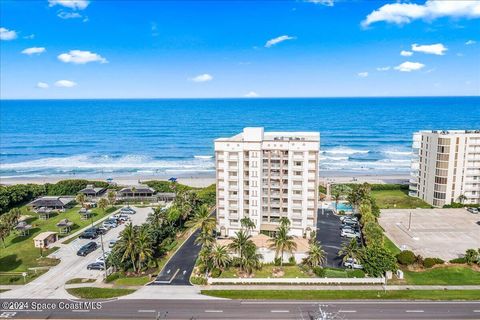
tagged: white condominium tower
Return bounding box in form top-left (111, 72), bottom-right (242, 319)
top-left (215, 127), bottom-right (320, 238)
top-left (409, 130), bottom-right (480, 207)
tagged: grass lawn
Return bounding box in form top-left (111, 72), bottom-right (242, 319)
top-left (114, 276), bottom-right (151, 286)
top-left (372, 190), bottom-right (431, 209)
top-left (66, 287), bottom-right (135, 299)
top-left (0, 205), bottom-right (117, 275)
top-left (65, 278), bottom-right (96, 285)
top-left (403, 266), bottom-right (480, 285)
top-left (202, 289), bottom-right (480, 301)
top-left (218, 265), bottom-right (311, 278)
top-left (383, 236), bottom-right (401, 255)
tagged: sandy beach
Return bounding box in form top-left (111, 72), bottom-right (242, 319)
top-left (0, 173), bottom-right (409, 188)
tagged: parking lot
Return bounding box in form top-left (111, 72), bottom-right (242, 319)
top-left (316, 209), bottom-right (352, 268)
top-left (4, 206), bottom-right (153, 299)
top-left (379, 208), bottom-right (480, 261)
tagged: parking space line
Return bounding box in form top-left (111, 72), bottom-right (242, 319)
top-left (271, 310), bottom-right (290, 313)
top-left (138, 310), bottom-right (155, 313)
top-left (406, 310), bottom-right (424, 313)
top-left (205, 310), bottom-right (223, 313)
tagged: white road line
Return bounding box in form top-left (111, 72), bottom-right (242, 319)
top-left (473, 310), bottom-right (480, 313)
top-left (339, 310), bottom-right (357, 313)
top-left (72, 310), bottom-right (90, 313)
top-left (138, 310), bottom-right (155, 313)
top-left (204, 310), bottom-right (223, 313)
top-left (406, 310), bottom-right (424, 313)
top-left (271, 310), bottom-right (290, 313)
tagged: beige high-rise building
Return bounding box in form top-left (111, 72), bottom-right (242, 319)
top-left (214, 127), bottom-right (320, 238)
top-left (409, 130), bottom-right (480, 207)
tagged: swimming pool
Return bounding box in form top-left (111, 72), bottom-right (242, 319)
top-left (332, 202), bottom-right (353, 212)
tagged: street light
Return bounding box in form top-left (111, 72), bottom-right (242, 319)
top-left (99, 232), bottom-right (108, 280)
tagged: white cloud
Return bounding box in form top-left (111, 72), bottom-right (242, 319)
top-left (265, 35), bottom-right (296, 48)
top-left (244, 91), bottom-right (259, 98)
top-left (36, 82), bottom-right (49, 89)
top-left (55, 80), bottom-right (77, 87)
top-left (58, 50), bottom-right (108, 64)
top-left (305, 0), bottom-right (334, 6)
top-left (151, 22), bottom-right (159, 37)
top-left (190, 74), bottom-right (213, 83)
top-left (376, 66), bottom-right (391, 71)
top-left (357, 72), bottom-right (369, 78)
top-left (394, 61), bottom-right (425, 72)
top-left (23, 34), bottom-right (35, 40)
top-left (465, 40), bottom-right (476, 45)
top-left (58, 11), bottom-right (83, 19)
top-left (48, 0), bottom-right (89, 10)
top-left (412, 43), bottom-right (447, 55)
top-left (0, 27), bottom-right (17, 41)
top-left (362, 0), bottom-right (480, 27)
top-left (400, 50), bottom-right (413, 57)
top-left (21, 47), bottom-right (46, 55)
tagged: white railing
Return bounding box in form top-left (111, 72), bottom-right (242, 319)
top-left (207, 277), bottom-right (385, 285)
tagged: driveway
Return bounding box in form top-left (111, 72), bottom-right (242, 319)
top-left (2, 206), bottom-right (153, 299)
top-left (316, 208), bottom-right (349, 268)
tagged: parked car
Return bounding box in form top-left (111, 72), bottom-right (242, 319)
top-left (343, 258), bottom-right (363, 269)
top-left (476, 221), bottom-right (480, 226)
top-left (79, 230), bottom-right (98, 240)
top-left (103, 219), bottom-right (118, 228)
top-left (342, 225), bottom-right (360, 233)
top-left (120, 207), bottom-right (136, 215)
top-left (340, 216), bottom-right (358, 222)
top-left (108, 240), bottom-right (117, 248)
top-left (341, 229), bottom-right (361, 238)
top-left (95, 251), bottom-right (111, 263)
top-left (77, 242), bottom-right (98, 256)
top-left (467, 207), bottom-right (479, 214)
top-left (87, 262), bottom-right (105, 270)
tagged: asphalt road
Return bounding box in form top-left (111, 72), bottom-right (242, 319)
top-left (316, 209), bottom-right (350, 268)
top-left (152, 228), bottom-right (202, 285)
top-left (1, 299), bottom-right (479, 319)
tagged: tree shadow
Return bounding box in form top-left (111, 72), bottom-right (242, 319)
top-left (10, 227), bottom-right (41, 244)
top-left (0, 254), bottom-right (22, 272)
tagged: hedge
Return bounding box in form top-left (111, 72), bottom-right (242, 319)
top-left (423, 257), bottom-right (444, 268)
top-left (396, 250), bottom-right (416, 266)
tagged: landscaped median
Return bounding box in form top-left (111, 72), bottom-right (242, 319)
top-left (201, 289), bottom-right (480, 301)
top-left (66, 287), bottom-right (136, 299)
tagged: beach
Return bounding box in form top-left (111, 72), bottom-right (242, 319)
top-left (0, 173), bottom-right (409, 188)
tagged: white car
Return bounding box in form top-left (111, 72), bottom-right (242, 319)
top-left (344, 258), bottom-right (363, 269)
top-left (120, 207), bottom-right (136, 215)
top-left (341, 229), bottom-right (361, 238)
top-left (95, 251), bottom-right (111, 263)
top-left (340, 216), bottom-right (358, 222)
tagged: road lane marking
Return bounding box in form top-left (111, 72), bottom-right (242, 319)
top-left (406, 310), bottom-right (424, 313)
top-left (72, 310), bottom-right (90, 313)
top-left (339, 310), bottom-right (357, 313)
top-left (138, 310), bottom-right (155, 313)
top-left (473, 310), bottom-right (480, 313)
top-left (204, 310), bottom-right (223, 313)
top-left (271, 310), bottom-right (290, 313)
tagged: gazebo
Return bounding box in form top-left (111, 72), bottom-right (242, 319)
top-left (56, 219), bottom-right (74, 235)
top-left (36, 207), bottom-right (53, 220)
top-left (15, 221), bottom-right (32, 236)
top-left (78, 208), bottom-right (93, 220)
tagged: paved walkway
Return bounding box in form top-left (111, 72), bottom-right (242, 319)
top-left (200, 284), bottom-right (480, 291)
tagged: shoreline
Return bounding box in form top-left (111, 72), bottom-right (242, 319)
top-left (0, 173), bottom-right (409, 188)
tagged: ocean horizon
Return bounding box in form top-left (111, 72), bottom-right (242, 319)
top-left (1, 96), bottom-right (479, 180)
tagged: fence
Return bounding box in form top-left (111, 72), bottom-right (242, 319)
top-left (207, 277), bottom-right (385, 285)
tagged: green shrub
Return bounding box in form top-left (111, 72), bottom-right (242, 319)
top-left (347, 269), bottom-right (365, 278)
top-left (423, 257), bottom-right (444, 268)
top-left (274, 257), bottom-right (282, 266)
top-left (105, 272), bottom-right (121, 283)
top-left (210, 268), bottom-right (221, 278)
top-left (288, 256), bottom-right (296, 265)
top-left (339, 210), bottom-right (345, 215)
top-left (449, 257), bottom-right (466, 264)
top-left (396, 250), bottom-right (416, 265)
top-left (313, 267), bottom-right (326, 277)
top-left (190, 276), bottom-right (207, 285)
top-left (465, 249), bottom-right (479, 264)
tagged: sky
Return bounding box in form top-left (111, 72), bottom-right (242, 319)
top-left (0, 0), bottom-right (479, 99)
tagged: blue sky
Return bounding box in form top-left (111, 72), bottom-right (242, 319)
top-left (1, 0), bottom-right (479, 99)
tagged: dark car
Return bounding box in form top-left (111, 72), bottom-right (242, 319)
top-left (87, 262), bottom-right (105, 270)
top-left (477, 221), bottom-right (480, 226)
top-left (77, 241), bottom-right (98, 256)
top-left (79, 231), bottom-right (98, 239)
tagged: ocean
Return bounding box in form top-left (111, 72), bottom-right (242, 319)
top-left (1, 97), bottom-right (479, 179)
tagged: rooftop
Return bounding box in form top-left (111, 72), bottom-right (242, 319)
top-left (216, 127), bottom-right (320, 143)
top-left (417, 130), bottom-right (480, 135)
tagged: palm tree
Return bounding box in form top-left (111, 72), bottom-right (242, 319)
top-left (118, 223), bottom-right (138, 273)
top-left (167, 205), bottom-right (181, 227)
top-left (240, 245), bottom-right (262, 275)
top-left (268, 225), bottom-right (297, 266)
top-left (136, 226), bottom-right (153, 271)
top-left (240, 217), bottom-right (256, 234)
top-left (210, 244), bottom-right (231, 271)
top-left (185, 204), bottom-right (215, 234)
top-left (0, 220), bottom-right (10, 248)
top-left (302, 241), bottom-right (326, 268)
top-left (338, 238), bottom-right (359, 262)
top-left (97, 198), bottom-right (108, 213)
top-left (76, 193), bottom-right (86, 208)
top-left (148, 207), bottom-right (167, 227)
top-left (279, 217), bottom-right (290, 228)
top-left (195, 229), bottom-right (215, 247)
top-left (107, 190), bottom-right (116, 207)
top-left (332, 191), bottom-right (341, 211)
top-left (457, 194), bottom-right (467, 204)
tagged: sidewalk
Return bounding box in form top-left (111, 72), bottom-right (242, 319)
top-left (200, 284), bottom-right (480, 291)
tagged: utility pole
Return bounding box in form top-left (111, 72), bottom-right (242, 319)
top-left (99, 232), bottom-right (108, 280)
top-left (408, 211), bottom-right (412, 230)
